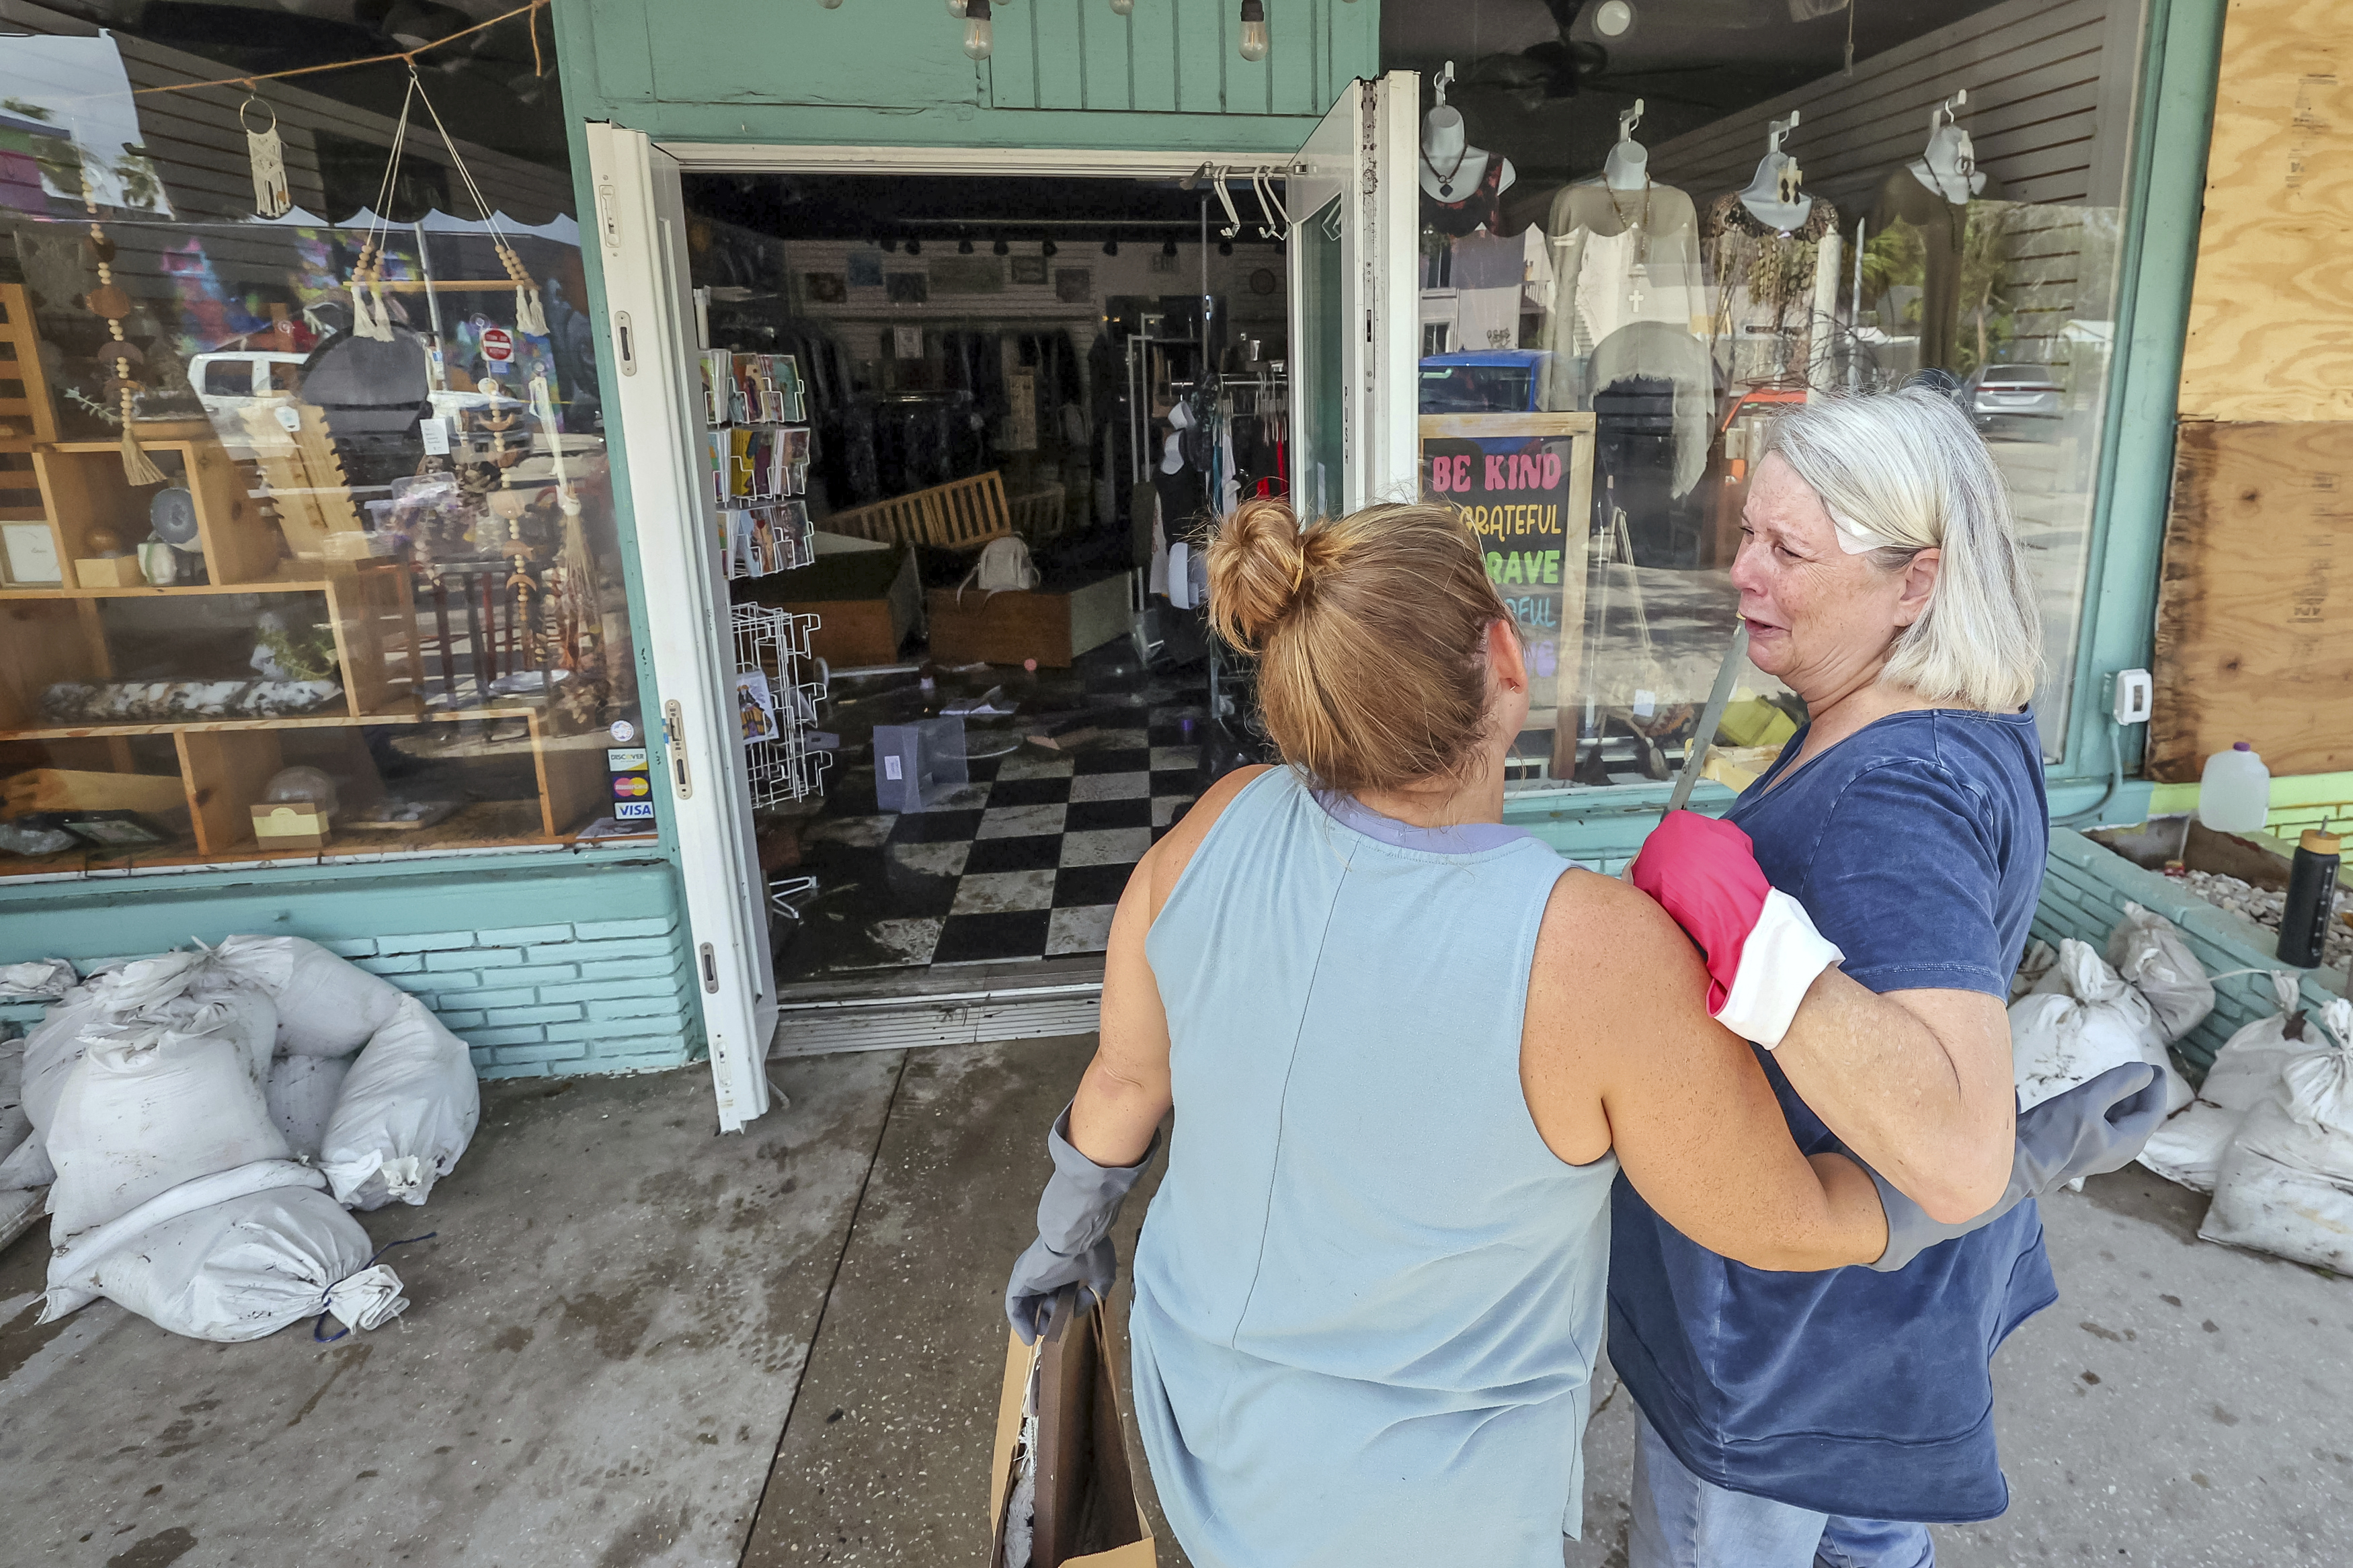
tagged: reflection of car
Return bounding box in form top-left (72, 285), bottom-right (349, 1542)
top-left (1965, 364), bottom-right (2063, 428)
top-left (1419, 349), bottom-right (1552, 415)
top-left (190, 351), bottom-right (305, 417)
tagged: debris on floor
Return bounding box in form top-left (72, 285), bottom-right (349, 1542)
top-left (3, 936), bottom-right (477, 1342)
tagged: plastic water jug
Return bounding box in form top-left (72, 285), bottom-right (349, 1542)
top-left (2198, 741), bottom-right (2270, 834)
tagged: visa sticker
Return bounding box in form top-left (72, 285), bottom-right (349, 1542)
top-left (607, 747), bottom-right (649, 772)
top-left (615, 800), bottom-right (655, 821)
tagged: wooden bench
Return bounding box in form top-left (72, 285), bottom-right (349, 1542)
top-left (824, 470), bottom-right (1066, 550)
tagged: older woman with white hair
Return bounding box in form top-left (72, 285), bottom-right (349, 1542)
top-left (1609, 387), bottom-right (2165, 1567)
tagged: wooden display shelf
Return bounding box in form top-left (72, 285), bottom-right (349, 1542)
top-left (0, 575), bottom-right (337, 601)
top-left (28, 433), bottom-right (275, 589)
top-left (0, 705), bottom-right (376, 743)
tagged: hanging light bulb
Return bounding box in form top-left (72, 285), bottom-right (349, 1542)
top-left (906, 237), bottom-right (922, 255)
top-left (959, 236), bottom-right (975, 254)
top-left (1162, 237), bottom-right (1178, 257)
top-left (1111, 0), bottom-right (1134, 13)
top-left (963, 0), bottom-right (994, 58)
top-left (1238, 0), bottom-right (1269, 62)
top-left (881, 235), bottom-right (900, 253)
top-left (1103, 237), bottom-right (1119, 256)
top-left (1218, 239), bottom-right (1234, 256)
top-left (993, 237), bottom-right (1010, 255)
top-left (1042, 239), bottom-right (1058, 257)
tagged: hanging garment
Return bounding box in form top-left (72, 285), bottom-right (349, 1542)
top-left (1536, 183), bottom-right (1706, 413)
top-left (1701, 190), bottom-right (1844, 393)
top-left (1866, 165), bottom-right (2003, 375)
top-left (1421, 155), bottom-right (1507, 239)
top-left (1589, 321), bottom-right (1713, 502)
top-left (1447, 227), bottom-right (1553, 353)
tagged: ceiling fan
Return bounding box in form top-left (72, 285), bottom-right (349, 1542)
top-left (1460, 0), bottom-right (1814, 112)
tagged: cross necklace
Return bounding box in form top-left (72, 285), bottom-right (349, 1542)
top-left (1607, 177), bottom-right (1654, 311)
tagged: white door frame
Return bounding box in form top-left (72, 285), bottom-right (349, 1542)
top-left (587, 122), bottom-right (776, 1132)
top-left (586, 115), bottom-right (1412, 1130)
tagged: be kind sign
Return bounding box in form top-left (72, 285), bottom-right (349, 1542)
top-left (1419, 415), bottom-right (1597, 741)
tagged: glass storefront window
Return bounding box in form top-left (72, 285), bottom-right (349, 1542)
top-left (1384, 0), bottom-right (2145, 788)
top-left (1, 24), bottom-right (642, 876)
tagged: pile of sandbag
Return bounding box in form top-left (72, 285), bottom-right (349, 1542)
top-left (1, 936), bottom-right (479, 1342)
top-left (2133, 968), bottom-right (2353, 1273)
top-left (2009, 903), bottom-right (2208, 1118)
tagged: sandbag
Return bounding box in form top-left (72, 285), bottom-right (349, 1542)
top-left (2106, 903), bottom-right (2215, 1044)
top-left (19, 981), bottom-right (116, 1135)
top-left (44, 1165), bottom-right (405, 1341)
top-left (2140, 973), bottom-right (2315, 1192)
top-left (319, 997), bottom-right (479, 1209)
top-left (267, 1053), bottom-right (352, 1161)
top-left (2010, 939), bottom-right (2194, 1116)
top-left (2200, 999), bottom-right (2353, 1271)
top-left (0, 1034), bottom-right (28, 1169)
top-left (44, 1007), bottom-right (288, 1243)
top-left (208, 935), bottom-right (407, 1057)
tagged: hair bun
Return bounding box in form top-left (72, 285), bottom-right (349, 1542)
top-left (1205, 496), bottom-right (1306, 649)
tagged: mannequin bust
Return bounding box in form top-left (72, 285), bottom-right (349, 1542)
top-left (1736, 112), bottom-right (1812, 231)
top-left (1420, 65), bottom-right (1515, 204)
top-left (1909, 93), bottom-right (1987, 203)
top-left (1603, 99), bottom-right (1648, 192)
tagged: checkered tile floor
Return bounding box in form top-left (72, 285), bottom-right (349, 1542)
top-left (778, 708), bottom-right (1207, 981)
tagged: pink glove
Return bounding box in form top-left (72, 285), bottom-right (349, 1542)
top-left (1628, 810), bottom-right (1845, 1049)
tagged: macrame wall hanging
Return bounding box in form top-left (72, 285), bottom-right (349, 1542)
top-left (242, 95), bottom-right (291, 218)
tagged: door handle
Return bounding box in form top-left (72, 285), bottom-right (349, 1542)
top-left (614, 310), bottom-right (637, 376)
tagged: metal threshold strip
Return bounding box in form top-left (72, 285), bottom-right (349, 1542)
top-left (768, 957), bottom-right (1106, 1057)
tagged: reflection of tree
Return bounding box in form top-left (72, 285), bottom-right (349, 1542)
top-left (1860, 222), bottom-right (1925, 323)
top-left (112, 145), bottom-right (163, 210)
top-left (1957, 202), bottom-right (2017, 376)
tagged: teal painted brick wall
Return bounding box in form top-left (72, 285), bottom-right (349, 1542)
top-left (0, 857), bottom-right (703, 1079)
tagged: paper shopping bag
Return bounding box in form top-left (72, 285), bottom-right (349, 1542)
top-left (988, 1286), bottom-right (1156, 1568)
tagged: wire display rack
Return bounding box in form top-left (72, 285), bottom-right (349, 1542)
top-left (731, 602), bottom-right (832, 808)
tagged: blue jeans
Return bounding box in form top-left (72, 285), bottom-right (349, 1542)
top-left (1628, 1410), bottom-right (1935, 1568)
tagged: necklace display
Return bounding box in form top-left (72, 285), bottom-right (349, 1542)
top-left (1606, 177), bottom-right (1654, 311)
top-left (1422, 143), bottom-right (1470, 200)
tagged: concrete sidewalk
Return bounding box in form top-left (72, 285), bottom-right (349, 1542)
top-left (1, 1037), bottom-right (2346, 1568)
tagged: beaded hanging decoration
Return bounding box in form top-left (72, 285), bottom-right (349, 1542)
top-left (79, 183), bottom-right (164, 485)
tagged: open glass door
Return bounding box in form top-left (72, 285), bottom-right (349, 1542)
top-left (1287, 73), bottom-right (1421, 515)
top-left (585, 124), bottom-right (777, 1132)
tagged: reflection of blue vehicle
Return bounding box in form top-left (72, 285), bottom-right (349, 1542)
top-left (1419, 349), bottom-right (1552, 415)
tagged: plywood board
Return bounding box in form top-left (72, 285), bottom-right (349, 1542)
top-left (2177, 0), bottom-right (2353, 422)
top-left (2149, 421), bottom-right (2353, 780)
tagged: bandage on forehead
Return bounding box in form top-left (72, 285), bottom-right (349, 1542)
top-left (1828, 507), bottom-right (1898, 554)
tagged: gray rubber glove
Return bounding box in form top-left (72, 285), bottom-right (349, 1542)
top-left (1004, 1102), bottom-right (1160, 1344)
top-left (1868, 1061), bottom-right (2168, 1272)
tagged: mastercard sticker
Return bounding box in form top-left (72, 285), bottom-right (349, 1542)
top-left (612, 774), bottom-right (651, 799)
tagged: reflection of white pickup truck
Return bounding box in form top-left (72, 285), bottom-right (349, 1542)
top-left (190, 351), bottom-right (307, 417)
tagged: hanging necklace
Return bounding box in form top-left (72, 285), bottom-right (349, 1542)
top-left (1423, 142), bottom-right (1471, 200)
top-left (1607, 177), bottom-right (1654, 309)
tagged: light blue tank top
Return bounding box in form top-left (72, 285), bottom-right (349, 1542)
top-left (1129, 768), bottom-right (1618, 1568)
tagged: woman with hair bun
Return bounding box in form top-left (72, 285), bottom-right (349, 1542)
top-left (999, 493), bottom-right (1907, 1568)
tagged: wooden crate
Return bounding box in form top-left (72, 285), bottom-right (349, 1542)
top-left (826, 470), bottom-right (1019, 550)
top-left (2149, 421), bottom-right (2353, 780)
top-left (926, 573), bottom-right (1131, 669)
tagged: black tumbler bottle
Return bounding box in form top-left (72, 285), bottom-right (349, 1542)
top-left (2277, 826), bottom-right (2342, 969)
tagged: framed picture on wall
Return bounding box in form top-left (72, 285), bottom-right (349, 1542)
top-left (805, 272), bottom-right (848, 304)
top-left (847, 251), bottom-right (884, 288)
top-left (886, 272), bottom-right (929, 305)
top-left (1053, 267), bottom-right (1093, 304)
top-left (1010, 254), bottom-right (1049, 286)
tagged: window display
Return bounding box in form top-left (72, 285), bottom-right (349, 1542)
top-left (0, 24), bottom-right (637, 876)
top-left (1388, 0), bottom-right (2149, 787)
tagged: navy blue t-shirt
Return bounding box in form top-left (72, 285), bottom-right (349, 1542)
top-left (1607, 708), bottom-right (2055, 1522)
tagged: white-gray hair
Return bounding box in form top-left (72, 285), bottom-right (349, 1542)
top-left (1761, 388), bottom-right (2043, 712)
